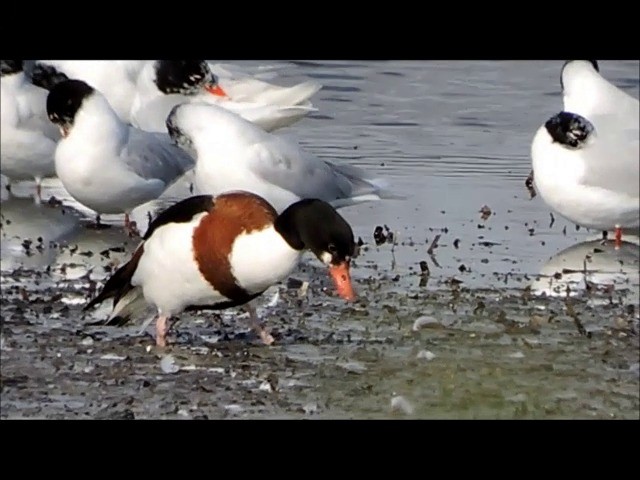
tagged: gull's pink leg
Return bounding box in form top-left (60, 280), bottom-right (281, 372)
top-left (614, 225), bottom-right (622, 250)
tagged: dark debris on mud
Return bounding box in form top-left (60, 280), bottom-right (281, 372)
top-left (2, 215), bottom-right (639, 419)
top-left (2, 255), bottom-right (639, 419)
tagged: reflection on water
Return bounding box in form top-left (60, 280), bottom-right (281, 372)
top-left (1, 196), bottom-right (83, 270)
top-left (530, 238), bottom-right (640, 302)
top-left (1, 194), bottom-right (136, 278)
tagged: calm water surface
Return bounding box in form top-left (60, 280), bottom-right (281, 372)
top-left (1, 60), bottom-right (638, 419)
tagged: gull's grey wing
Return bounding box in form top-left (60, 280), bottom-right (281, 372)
top-left (131, 94), bottom-right (184, 133)
top-left (248, 135), bottom-right (381, 204)
top-left (122, 128), bottom-right (195, 186)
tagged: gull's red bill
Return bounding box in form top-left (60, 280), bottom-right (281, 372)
top-left (205, 84), bottom-right (228, 98)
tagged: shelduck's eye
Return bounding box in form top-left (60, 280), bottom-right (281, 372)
top-left (327, 243), bottom-right (337, 254)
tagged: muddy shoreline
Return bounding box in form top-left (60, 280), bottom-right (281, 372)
top-left (2, 235), bottom-right (638, 419)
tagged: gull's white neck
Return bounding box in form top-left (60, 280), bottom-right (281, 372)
top-left (69, 94), bottom-right (129, 153)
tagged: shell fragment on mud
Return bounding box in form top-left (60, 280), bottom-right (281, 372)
top-left (160, 355), bottom-right (180, 374)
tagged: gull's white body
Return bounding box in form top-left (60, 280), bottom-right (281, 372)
top-left (1, 70), bottom-right (59, 183)
top-left (54, 91), bottom-right (194, 215)
top-left (562, 61), bottom-right (639, 121)
top-left (531, 112), bottom-right (639, 232)
top-left (170, 103), bottom-right (391, 214)
top-left (532, 61), bottom-right (640, 233)
top-left (208, 62), bottom-right (322, 107)
top-left (130, 62), bottom-right (316, 133)
top-left (132, 92), bottom-right (316, 134)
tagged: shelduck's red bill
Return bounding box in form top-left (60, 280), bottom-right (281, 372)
top-left (205, 84), bottom-right (228, 98)
top-left (329, 262), bottom-right (355, 301)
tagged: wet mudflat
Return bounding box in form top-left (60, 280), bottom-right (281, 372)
top-left (1, 60), bottom-right (639, 419)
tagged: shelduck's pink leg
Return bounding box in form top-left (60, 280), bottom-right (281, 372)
top-left (156, 315), bottom-right (170, 347)
top-left (246, 303), bottom-right (274, 346)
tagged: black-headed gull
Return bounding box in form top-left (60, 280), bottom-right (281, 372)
top-left (529, 61), bottom-right (639, 201)
top-left (131, 60), bottom-right (316, 133)
top-left (166, 102), bottom-right (396, 214)
top-left (46, 79), bottom-right (194, 234)
top-left (532, 60), bottom-right (640, 246)
top-left (531, 110), bottom-right (639, 248)
top-left (83, 191), bottom-right (356, 347)
top-left (1, 60), bottom-right (60, 201)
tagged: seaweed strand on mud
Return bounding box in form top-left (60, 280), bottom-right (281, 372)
top-left (564, 289), bottom-right (591, 338)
